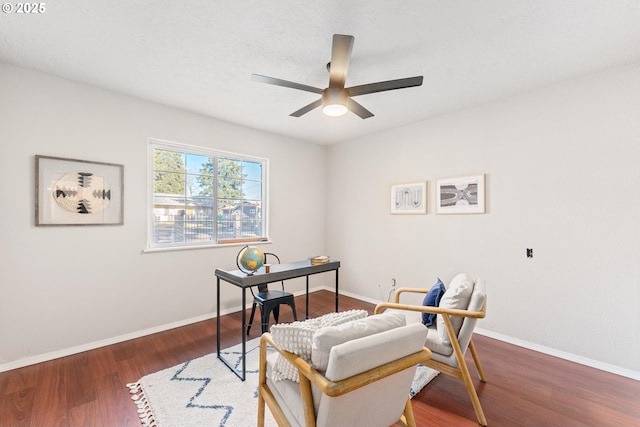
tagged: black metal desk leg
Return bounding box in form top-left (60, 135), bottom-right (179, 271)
top-left (216, 277), bottom-right (221, 356)
top-left (216, 279), bottom-right (247, 381)
top-left (241, 287), bottom-right (246, 381)
top-left (306, 275), bottom-right (310, 319)
top-left (335, 269), bottom-right (339, 312)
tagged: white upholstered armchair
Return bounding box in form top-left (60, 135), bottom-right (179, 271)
top-left (257, 314), bottom-right (431, 427)
top-left (375, 274), bottom-right (488, 426)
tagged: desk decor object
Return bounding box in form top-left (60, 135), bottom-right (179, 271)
top-left (391, 182), bottom-right (427, 214)
top-left (236, 245), bottom-right (264, 275)
top-left (309, 255), bottom-right (330, 265)
top-left (35, 155), bottom-right (124, 226)
top-left (436, 174), bottom-right (485, 214)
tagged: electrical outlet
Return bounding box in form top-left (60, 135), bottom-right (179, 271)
top-left (391, 278), bottom-right (396, 288)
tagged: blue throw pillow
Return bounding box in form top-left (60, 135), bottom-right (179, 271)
top-left (422, 278), bottom-right (446, 326)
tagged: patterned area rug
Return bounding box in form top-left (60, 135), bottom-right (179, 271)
top-left (127, 338), bottom-right (438, 427)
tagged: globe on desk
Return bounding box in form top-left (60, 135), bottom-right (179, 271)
top-left (236, 245), bottom-right (264, 275)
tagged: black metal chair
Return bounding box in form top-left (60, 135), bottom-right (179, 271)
top-left (247, 252), bottom-right (297, 334)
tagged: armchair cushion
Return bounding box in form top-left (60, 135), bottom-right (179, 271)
top-left (269, 309), bottom-right (368, 382)
top-left (421, 278), bottom-right (445, 326)
top-left (263, 323), bottom-right (430, 427)
top-left (437, 273), bottom-right (474, 344)
top-left (323, 323), bottom-right (427, 381)
top-left (316, 323), bottom-right (429, 427)
top-left (312, 310), bottom-right (406, 372)
top-left (424, 325), bottom-right (454, 357)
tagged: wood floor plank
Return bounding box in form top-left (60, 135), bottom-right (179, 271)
top-left (94, 372), bottom-right (140, 427)
top-left (65, 353), bottom-right (97, 410)
top-left (28, 362), bottom-right (68, 427)
top-left (1, 290), bottom-right (639, 427)
top-left (87, 345), bottom-right (119, 380)
top-left (0, 388), bottom-right (34, 427)
top-left (68, 400), bottom-right (100, 427)
top-left (2, 365), bottom-right (38, 396)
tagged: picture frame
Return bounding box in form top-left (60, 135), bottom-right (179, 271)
top-left (436, 174), bottom-right (485, 214)
top-left (36, 155), bottom-right (124, 226)
top-left (390, 182), bottom-right (427, 214)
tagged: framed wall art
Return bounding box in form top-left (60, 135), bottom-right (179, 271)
top-left (36, 155), bottom-right (124, 226)
top-left (436, 174), bottom-right (485, 214)
top-left (390, 182), bottom-right (427, 214)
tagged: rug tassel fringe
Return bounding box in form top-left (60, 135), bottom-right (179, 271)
top-left (127, 382), bottom-right (158, 427)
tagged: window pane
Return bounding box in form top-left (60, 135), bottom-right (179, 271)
top-left (242, 179), bottom-right (262, 201)
top-left (242, 161), bottom-right (262, 201)
top-left (150, 142), bottom-right (267, 248)
top-left (153, 194), bottom-right (186, 244)
top-left (185, 153), bottom-right (213, 176)
top-left (154, 149), bottom-right (184, 172)
top-left (153, 195), bottom-right (186, 214)
top-left (218, 158), bottom-right (242, 179)
top-left (240, 201), bottom-right (262, 237)
top-left (155, 221), bottom-right (185, 244)
top-left (186, 173), bottom-right (209, 197)
top-left (184, 220), bottom-right (214, 243)
top-left (217, 199), bottom-right (244, 240)
top-left (154, 171), bottom-right (185, 195)
top-left (218, 177), bottom-right (242, 199)
top-left (243, 161), bottom-right (262, 181)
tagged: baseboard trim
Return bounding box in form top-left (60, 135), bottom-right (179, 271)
top-left (0, 311), bottom-right (210, 373)
top-left (336, 287), bottom-right (640, 381)
top-left (3, 286), bottom-right (639, 381)
top-left (474, 328), bottom-right (640, 381)
top-left (0, 287), bottom-right (321, 373)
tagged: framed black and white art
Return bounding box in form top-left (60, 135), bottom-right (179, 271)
top-left (436, 174), bottom-right (485, 214)
top-left (390, 182), bottom-right (427, 214)
top-left (36, 155), bottom-right (124, 226)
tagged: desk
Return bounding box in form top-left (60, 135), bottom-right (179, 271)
top-left (215, 259), bottom-right (340, 380)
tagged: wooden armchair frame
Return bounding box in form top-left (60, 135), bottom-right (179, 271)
top-left (258, 332), bottom-right (432, 427)
top-left (375, 286), bottom-right (488, 426)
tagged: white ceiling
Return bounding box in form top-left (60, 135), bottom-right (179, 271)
top-left (2, 1), bottom-right (639, 144)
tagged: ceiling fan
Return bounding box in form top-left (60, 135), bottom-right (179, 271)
top-left (251, 34), bottom-right (423, 119)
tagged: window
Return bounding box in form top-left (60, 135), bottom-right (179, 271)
top-left (149, 140), bottom-right (268, 249)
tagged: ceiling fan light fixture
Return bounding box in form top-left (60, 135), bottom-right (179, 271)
top-left (322, 103), bottom-right (348, 117)
top-left (322, 88), bottom-right (349, 117)
top-left (252, 34), bottom-right (423, 119)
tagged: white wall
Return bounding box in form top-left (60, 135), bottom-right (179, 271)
top-left (326, 64), bottom-right (640, 376)
top-left (0, 63), bottom-right (327, 367)
top-left (3, 61), bottom-right (640, 379)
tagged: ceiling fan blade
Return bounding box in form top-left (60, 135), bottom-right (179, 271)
top-left (346, 98), bottom-right (374, 119)
top-left (290, 98), bottom-right (323, 117)
top-left (329, 34), bottom-right (354, 88)
top-left (251, 73), bottom-right (324, 94)
top-left (347, 76), bottom-right (423, 97)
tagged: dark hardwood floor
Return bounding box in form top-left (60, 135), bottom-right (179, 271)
top-left (1, 290), bottom-right (638, 426)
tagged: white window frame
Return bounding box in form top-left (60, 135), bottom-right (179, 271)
top-left (146, 138), bottom-right (269, 250)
